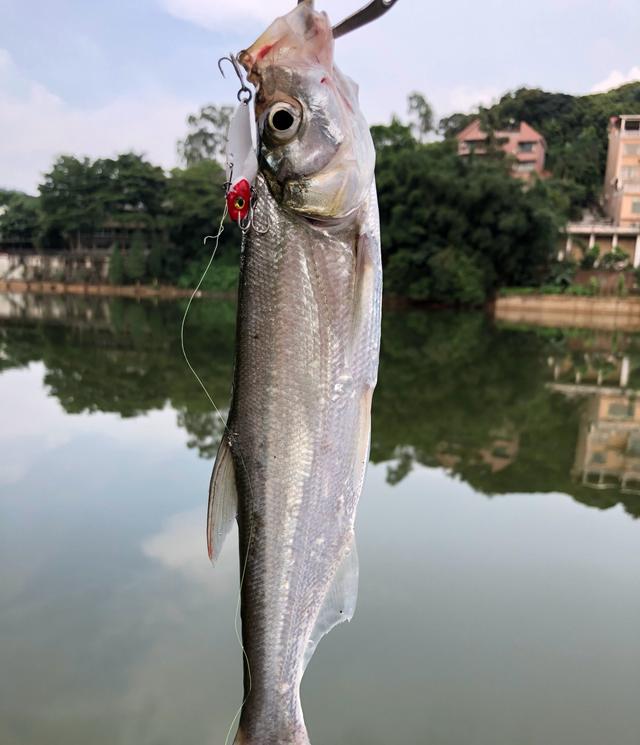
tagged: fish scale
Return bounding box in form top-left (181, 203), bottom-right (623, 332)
top-left (206, 4), bottom-right (382, 743)
top-left (227, 176), bottom-right (374, 745)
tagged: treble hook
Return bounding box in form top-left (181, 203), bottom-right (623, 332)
top-left (218, 54), bottom-right (252, 103)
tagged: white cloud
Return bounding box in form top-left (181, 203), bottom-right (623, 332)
top-left (444, 85), bottom-right (501, 114)
top-left (0, 49), bottom-right (196, 194)
top-left (591, 65), bottom-right (640, 94)
top-left (163, 0), bottom-right (292, 28)
top-left (142, 508), bottom-right (238, 585)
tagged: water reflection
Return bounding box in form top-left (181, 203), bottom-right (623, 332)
top-left (1, 294), bottom-right (639, 745)
top-left (1, 294), bottom-right (640, 518)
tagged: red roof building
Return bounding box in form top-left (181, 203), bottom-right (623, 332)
top-left (456, 119), bottom-right (548, 182)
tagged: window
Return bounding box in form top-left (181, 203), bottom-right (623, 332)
top-left (609, 401), bottom-right (634, 418)
top-left (632, 200), bottom-right (640, 215)
top-left (515, 162), bottom-right (536, 172)
top-left (625, 120), bottom-right (640, 131)
top-left (518, 142), bottom-right (535, 153)
top-left (624, 144), bottom-right (640, 156)
top-left (621, 165), bottom-right (640, 181)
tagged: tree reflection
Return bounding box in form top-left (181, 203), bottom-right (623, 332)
top-left (0, 295), bottom-right (638, 518)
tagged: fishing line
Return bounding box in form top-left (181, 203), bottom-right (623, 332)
top-left (179, 204), bottom-right (255, 745)
top-left (180, 203), bottom-right (229, 430)
top-left (224, 514), bottom-right (254, 745)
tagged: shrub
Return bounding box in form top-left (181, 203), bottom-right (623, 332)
top-left (125, 232), bottom-right (147, 283)
top-left (108, 244), bottom-right (124, 285)
top-left (565, 283), bottom-right (597, 296)
top-left (426, 248), bottom-right (487, 306)
top-left (581, 245), bottom-right (600, 270)
top-left (546, 260), bottom-right (577, 289)
top-left (600, 247), bottom-right (629, 270)
top-left (148, 237), bottom-right (168, 281)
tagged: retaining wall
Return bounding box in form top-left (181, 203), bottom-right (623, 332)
top-left (494, 294), bottom-right (640, 330)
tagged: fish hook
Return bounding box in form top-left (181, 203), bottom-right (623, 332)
top-left (250, 205), bottom-right (271, 235)
top-left (238, 202), bottom-right (270, 236)
top-left (218, 54), bottom-right (253, 103)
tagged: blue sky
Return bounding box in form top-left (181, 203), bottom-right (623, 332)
top-left (1, 0), bottom-right (639, 193)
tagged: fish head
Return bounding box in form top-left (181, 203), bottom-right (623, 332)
top-left (239, 0), bottom-right (375, 222)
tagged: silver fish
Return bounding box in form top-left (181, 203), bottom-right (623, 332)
top-left (207, 3), bottom-right (382, 743)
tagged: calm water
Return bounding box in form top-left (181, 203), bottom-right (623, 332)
top-left (1, 293), bottom-right (639, 745)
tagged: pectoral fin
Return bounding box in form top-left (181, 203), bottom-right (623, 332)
top-left (352, 228), bottom-right (382, 389)
top-left (207, 437), bottom-right (238, 563)
top-left (302, 535), bottom-right (359, 673)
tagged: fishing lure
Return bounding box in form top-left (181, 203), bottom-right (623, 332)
top-left (219, 56), bottom-right (259, 230)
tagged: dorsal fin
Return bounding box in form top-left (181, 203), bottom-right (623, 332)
top-left (302, 535), bottom-right (359, 673)
top-left (207, 437), bottom-right (238, 564)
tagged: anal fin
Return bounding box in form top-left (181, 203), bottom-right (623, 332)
top-left (302, 535), bottom-right (359, 673)
top-left (207, 437), bottom-right (238, 564)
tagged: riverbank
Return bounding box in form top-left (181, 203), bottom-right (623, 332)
top-left (493, 294), bottom-right (640, 330)
top-left (6, 280), bottom-right (640, 332)
top-left (0, 279), bottom-right (234, 301)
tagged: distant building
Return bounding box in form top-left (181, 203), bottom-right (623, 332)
top-left (603, 115), bottom-right (640, 227)
top-left (456, 119), bottom-right (547, 181)
top-left (564, 114), bottom-right (640, 266)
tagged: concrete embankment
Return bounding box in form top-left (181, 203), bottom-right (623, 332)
top-left (493, 294), bottom-right (640, 330)
top-left (0, 279), bottom-right (232, 301)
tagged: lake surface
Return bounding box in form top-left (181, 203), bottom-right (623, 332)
top-left (1, 293), bottom-right (639, 745)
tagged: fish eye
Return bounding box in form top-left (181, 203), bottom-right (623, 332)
top-left (265, 102), bottom-right (301, 142)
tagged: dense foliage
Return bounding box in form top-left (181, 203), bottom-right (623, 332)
top-left (374, 124), bottom-right (565, 301)
top-left (0, 154), bottom-right (239, 288)
top-left (0, 189), bottom-right (40, 246)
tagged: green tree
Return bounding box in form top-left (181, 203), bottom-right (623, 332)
top-left (125, 232), bottom-right (146, 283)
top-left (108, 244), bottom-right (124, 285)
top-left (439, 112), bottom-right (476, 139)
top-left (96, 153), bottom-right (167, 224)
top-left (178, 104), bottom-right (234, 165)
top-left (165, 159), bottom-right (238, 281)
top-left (38, 153), bottom-right (166, 251)
top-left (370, 117), bottom-right (415, 151)
top-left (407, 92), bottom-right (434, 142)
top-left (373, 128), bottom-right (558, 302)
top-left (148, 235), bottom-right (168, 281)
top-left (0, 190), bottom-right (40, 247)
top-left (39, 156), bottom-right (105, 250)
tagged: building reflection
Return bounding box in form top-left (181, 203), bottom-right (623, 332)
top-left (549, 349), bottom-right (640, 496)
top-left (435, 426), bottom-right (520, 475)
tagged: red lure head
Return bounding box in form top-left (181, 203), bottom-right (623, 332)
top-left (226, 178), bottom-right (252, 223)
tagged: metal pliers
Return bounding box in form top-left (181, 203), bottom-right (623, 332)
top-left (298, 0), bottom-right (401, 38)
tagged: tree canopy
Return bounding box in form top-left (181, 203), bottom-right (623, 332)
top-left (374, 125), bottom-right (563, 302)
top-left (0, 189), bottom-right (40, 246)
top-left (439, 82), bottom-right (640, 205)
top-left (407, 92), bottom-right (435, 142)
top-left (5, 82), bottom-right (640, 300)
top-left (177, 104), bottom-right (234, 166)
